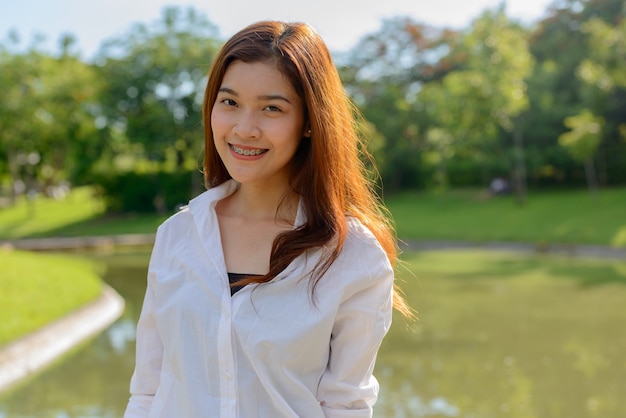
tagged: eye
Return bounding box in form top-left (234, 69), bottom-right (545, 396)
top-left (220, 98), bottom-right (237, 107)
top-left (264, 105), bottom-right (282, 112)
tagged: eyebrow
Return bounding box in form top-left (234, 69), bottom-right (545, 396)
top-left (218, 87), bottom-right (293, 104)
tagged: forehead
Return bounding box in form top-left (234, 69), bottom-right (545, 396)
top-left (221, 61), bottom-right (296, 94)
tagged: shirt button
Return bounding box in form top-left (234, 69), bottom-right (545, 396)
top-left (225, 371), bottom-right (233, 380)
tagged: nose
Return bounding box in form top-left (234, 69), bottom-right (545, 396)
top-left (232, 110), bottom-right (261, 139)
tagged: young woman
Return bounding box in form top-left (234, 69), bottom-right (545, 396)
top-left (124, 20), bottom-right (412, 418)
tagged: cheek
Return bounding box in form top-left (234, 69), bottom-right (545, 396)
top-left (210, 109), bottom-right (221, 133)
top-left (211, 113), bottom-right (229, 155)
top-left (282, 133), bottom-right (302, 159)
top-left (211, 108), bottom-right (232, 136)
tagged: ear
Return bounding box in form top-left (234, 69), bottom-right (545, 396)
top-left (303, 125), bottom-right (312, 138)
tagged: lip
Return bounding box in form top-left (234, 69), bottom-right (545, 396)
top-left (228, 143), bottom-right (268, 160)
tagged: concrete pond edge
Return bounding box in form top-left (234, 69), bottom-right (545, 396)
top-left (0, 284), bottom-right (125, 394)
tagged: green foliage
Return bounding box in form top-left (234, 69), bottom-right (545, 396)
top-left (460, 8), bottom-right (533, 131)
top-left (577, 15), bottom-right (626, 177)
top-left (0, 41), bottom-right (102, 192)
top-left (2, 1), bottom-right (626, 205)
top-left (339, 17), bottom-right (456, 190)
top-left (0, 249), bottom-right (102, 346)
top-left (94, 6), bottom-right (220, 172)
top-left (93, 169), bottom-right (202, 213)
top-left (523, 0), bottom-right (626, 188)
top-left (342, 7), bottom-right (536, 192)
top-left (417, 8), bottom-right (534, 199)
top-left (0, 5), bottom-right (222, 213)
top-left (559, 109), bottom-right (604, 162)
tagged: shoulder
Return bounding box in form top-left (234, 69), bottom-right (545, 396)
top-left (155, 197), bottom-right (195, 237)
top-left (156, 180), bottom-right (238, 234)
top-left (342, 217), bottom-right (389, 262)
top-left (329, 217), bottom-right (394, 284)
top-left (151, 182), bottom-right (239, 254)
top-left (321, 217), bottom-right (394, 305)
top-left (150, 203), bottom-right (195, 260)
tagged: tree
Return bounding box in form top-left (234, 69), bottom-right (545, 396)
top-left (0, 43), bottom-right (41, 203)
top-left (558, 109), bottom-right (604, 193)
top-left (419, 7), bottom-right (534, 201)
top-left (339, 17), bottom-right (461, 190)
top-left (424, 128), bottom-right (455, 191)
top-left (91, 7), bottom-right (222, 211)
top-left (525, 0), bottom-right (626, 187)
top-left (340, 17), bottom-right (461, 86)
top-left (37, 36), bottom-right (102, 185)
top-left (95, 6), bottom-right (221, 172)
top-left (578, 18), bottom-right (626, 91)
top-left (577, 15), bottom-right (626, 183)
top-left (0, 34), bottom-right (100, 204)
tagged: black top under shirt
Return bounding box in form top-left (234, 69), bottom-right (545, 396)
top-left (227, 272), bottom-right (260, 296)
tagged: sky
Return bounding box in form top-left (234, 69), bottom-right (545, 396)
top-left (1, 0), bottom-right (554, 59)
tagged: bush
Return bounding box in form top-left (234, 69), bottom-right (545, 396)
top-left (94, 170), bottom-right (203, 213)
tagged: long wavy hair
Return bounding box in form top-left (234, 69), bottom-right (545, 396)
top-left (202, 21), bottom-right (412, 318)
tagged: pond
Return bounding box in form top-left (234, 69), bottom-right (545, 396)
top-left (0, 248), bottom-right (624, 417)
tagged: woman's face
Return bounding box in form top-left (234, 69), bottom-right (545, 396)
top-left (211, 60), bottom-right (307, 191)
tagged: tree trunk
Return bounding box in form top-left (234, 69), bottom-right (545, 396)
top-left (584, 158), bottom-right (599, 197)
top-left (7, 148), bottom-right (18, 206)
top-left (512, 118), bottom-right (527, 206)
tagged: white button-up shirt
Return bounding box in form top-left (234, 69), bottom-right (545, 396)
top-left (124, 180), bottom-right (394, 418)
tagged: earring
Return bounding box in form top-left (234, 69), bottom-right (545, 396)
top-left (307, 129), bottom-right (312, 135)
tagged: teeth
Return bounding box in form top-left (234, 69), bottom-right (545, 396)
top-left (231, 145), bottom-right (265, 156)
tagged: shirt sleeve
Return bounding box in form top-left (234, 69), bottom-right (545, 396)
top-left (317, 250), bottom-right (394, 418)
top-left (124, 249), bottom-right (164, 417)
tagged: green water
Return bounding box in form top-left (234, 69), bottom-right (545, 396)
top-left (0, 249), bottom-right (624, 417)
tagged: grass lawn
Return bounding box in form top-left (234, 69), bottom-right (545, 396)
top-left (386, 187), bottom-right (626, 247)
top-left (0, 187), bottom-right (166, 240)
top-left (1, 185), bottom-right (625, 246)
top-left (0, 187), bottom-right (105, 239)
top-left (0, 249), bottom-right (103, 347)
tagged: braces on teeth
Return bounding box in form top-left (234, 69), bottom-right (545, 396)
top-left (232, 145), bottom-right (265, 156)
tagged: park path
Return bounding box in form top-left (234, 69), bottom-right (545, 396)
top-left (400, 239), bottom-right (626, 260)
top-left (0, 234), bottom-right (156, 251)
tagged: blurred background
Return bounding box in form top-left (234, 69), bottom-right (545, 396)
top-left (1, 0), bottom-right (625, 417)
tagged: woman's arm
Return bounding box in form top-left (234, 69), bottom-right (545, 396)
top-left (124, 270), bottom-right (162, 417)
top-left (317, 254), bottom-right (394, 418)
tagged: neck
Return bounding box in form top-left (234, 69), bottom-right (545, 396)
top-left (223, 181), bottom-right (298, 224)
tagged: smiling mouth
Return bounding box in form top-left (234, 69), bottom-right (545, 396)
top-left (230, 144), bottom-right (268, 156)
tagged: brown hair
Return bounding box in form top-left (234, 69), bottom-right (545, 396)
top-left (202, 21), bottom-right (413, 318)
